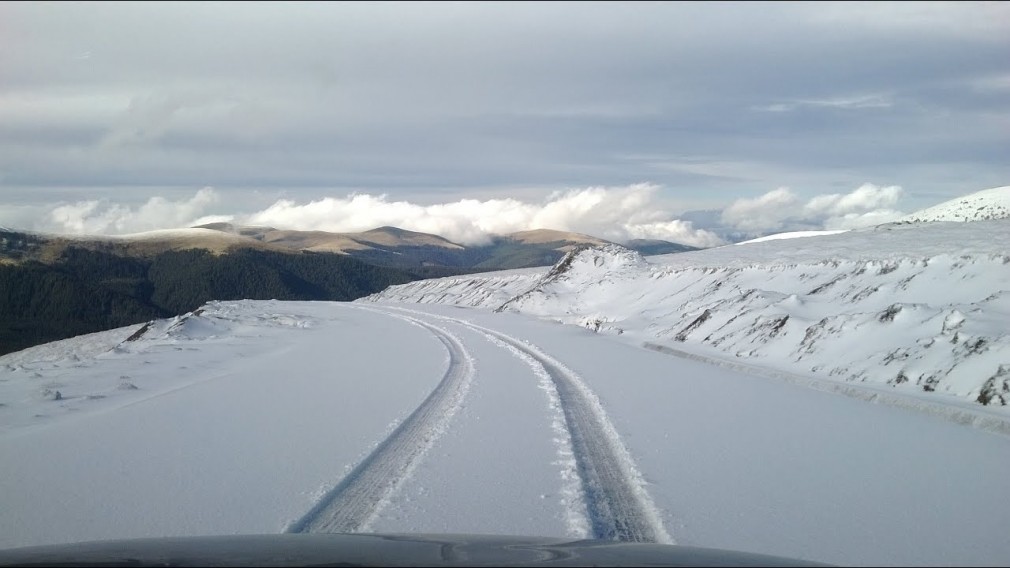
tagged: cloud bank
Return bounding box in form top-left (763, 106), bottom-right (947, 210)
top-left (246, 184), bottom-right (726, 247)
top-left (25, 182), bottom-right (910, 248)
top-left (30, 184), bottom-right (723, 248)
top-left (721, 183), bottom-right (905, 232)
top-left (43, 188), bottom-right (230, 235)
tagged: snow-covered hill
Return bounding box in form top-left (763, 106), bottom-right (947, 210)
top-left (4, 197), bottom-right (1010, 566)
top-left (898, 185), bottom-right (1010, 223)
top-left (734, 229), bottom-right (848, 245)
top-left (4, 299), bottom-right (1010, 566)
top-left (364, 220), bottom-right (1010, 410)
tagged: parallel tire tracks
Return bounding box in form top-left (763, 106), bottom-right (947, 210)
top-left (382, 306), bottom-right (672, 544)
top-left (287, 311), bottom-right (474, 534)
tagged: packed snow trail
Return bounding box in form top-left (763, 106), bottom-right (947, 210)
top-left (379, 306), bottom-right (671, 544)
top-left (287, 312), bottom-right (475, 534)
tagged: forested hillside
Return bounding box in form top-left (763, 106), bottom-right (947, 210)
top-left (0, 245), bottom-right (415, 355)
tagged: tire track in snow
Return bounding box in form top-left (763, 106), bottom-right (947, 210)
top-left (286, 310), bottom-right (474, 534)
top-left (382, 306), bottom-right (672, 544)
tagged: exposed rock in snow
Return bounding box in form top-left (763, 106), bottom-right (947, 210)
top-left (897, 186), bottom-right (1010, 223)
top-left (496, 244), bottom-right (647, 314)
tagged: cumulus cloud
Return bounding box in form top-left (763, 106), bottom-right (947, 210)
top-left (803, 183), bottom-right (902, 217)
top-left (621, 220), bottom-right (726, 248)
top-left (22, 182), bottom-right (909, 246)
top-left (720, 187), bottom-right (800, 232)
top-left (24, 184), bottom-right (725, 248)
top-left (43, 187), bottom-right (227, 235)
top-left (248, 183), bottom-right (724, 247)
top-left (721, 183), bottom-right (905, 233)
top-left (822, 209), bottom-right (905, 230)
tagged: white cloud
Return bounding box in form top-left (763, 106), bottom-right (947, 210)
top-left (20, 184), bottom-right (724, 248)
top-left (247, 184), bottom-right (725, 248)
top-left (720, 187), bottom-right (800, 231)
top-left (823, 209), bottom-right (904, 230)
top-left (804, 183), bottom-right (901, 216)
top-left (43, 187), bottom-right (223, 234)
top-left (0, 204), bottom-right (50, 232)
top-left (752, 94), bottom-right (893, 113)
top-left (622, 220), bottom-right (727, 249)
top-left (721, 183), bottom-right (905, 233)
top-left (803, 183), bottom-right (904, 229)
top-left (19, 182), bottom-right (910, 247)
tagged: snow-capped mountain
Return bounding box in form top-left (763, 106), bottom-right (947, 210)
top-left (364, 219), bottom-right (1010, 410)
top-left (897, 185), bottom-right (1010, 223)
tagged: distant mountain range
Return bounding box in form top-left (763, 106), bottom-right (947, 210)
top-left (194, 223), bottom-right (697, 273)
top-left (0, 229), bottom-right (415, 356)
top-left (3, 184), bottom-right (1005, 356)
top-left (1, 223), bottom-right (696, 275)
top-left (0, 224), bottom-right (694, 356)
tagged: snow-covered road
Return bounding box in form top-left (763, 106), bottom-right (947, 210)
top-left (287, 311), bottom-right (475, 534)
top-left (2, 300), bottom-right (1010, 566)
top-left (382, 306), bottom-right (671, 544)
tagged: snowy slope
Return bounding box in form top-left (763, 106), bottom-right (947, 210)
top-left (735, 229), bottom-right (848, 244)
top-left (370, 266), bottom-right (545, 308)
top-left (4, 206), bottom-right (1010, 566)
top-left (897, 185), bottom-right (1010, 223)
top-left (364, 220), bottom-right (1010, 411)
top-left (0, 302), bottom-right (473, 542)
top-left (3, 301), bottom-right (1010, 566)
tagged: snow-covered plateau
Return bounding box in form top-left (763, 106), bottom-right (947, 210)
top-left (367, 219), bottom-right (1010, 416)
top-left (897, 185), bottom-right (1010, 223)
top-left (2, 213), bottom-right (1010, 566)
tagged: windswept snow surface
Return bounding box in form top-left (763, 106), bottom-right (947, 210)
top-left (286, 311), bottom-right (477, 534)
top-left (2, 301), bottom-right (1010, 565)
top-left (734, 230), bottom-right (849, 245)
top-left (898, 185), bottom-right (1010, 223)
top-left (0, 302), bottom-right (463, 543)
top-left (365, 220), bottom-right (1010, 414)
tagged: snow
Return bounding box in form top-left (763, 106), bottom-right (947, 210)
top-left (897, 185), bottom-right (1010, 223)
top-left (366, 220), bottom-right (1010, 414)
top-left (2, 299), bottom-right (1010, 565)
top-left (361, 313), bottom-right (581, 538)
top-left (734, 229), bottom-right (849, 245)
top-left (0, 302), bottom-right (451, 545)
top-left (3, 215), bottom-right (1010, 566)
top-left (391, 305), bottom-right (1010, 566)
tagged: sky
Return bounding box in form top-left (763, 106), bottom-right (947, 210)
top-left (1, 1), bottom-right (1008, 246)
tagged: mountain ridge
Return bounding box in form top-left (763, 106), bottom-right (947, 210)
top-left (364, 218), bottom-right (1010, 410)
top-left (0, 224), bottom-right (696, 356)
top-left (897, 185), bottom-right (1010, 223)
top-left (0, 232), bottom-right (415, 356)
top-left (190, 223), bottom-right (697, 272)
top-left (2, 223), bottom-right (697, 272)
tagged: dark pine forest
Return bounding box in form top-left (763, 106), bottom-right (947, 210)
top-left (0, 245), bottom-right (415, 356)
